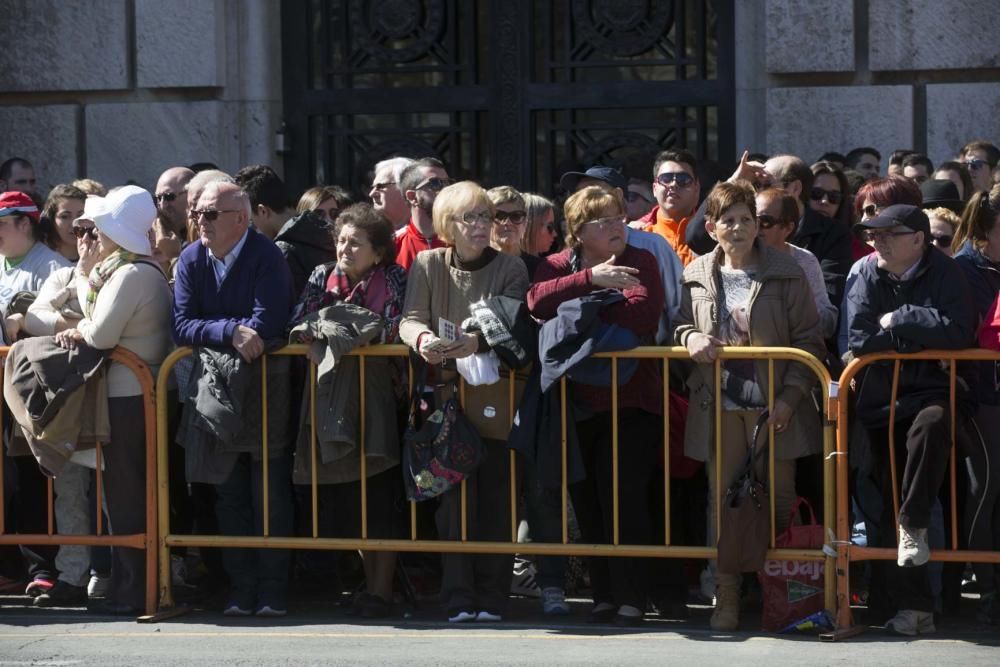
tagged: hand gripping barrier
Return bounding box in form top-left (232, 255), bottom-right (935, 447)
top-left (155, 344), bottom-right (837, 622)
top-left (828, 349), bottom-right (1000, 640)
top-left (0, 345), bottom-right (159, 618)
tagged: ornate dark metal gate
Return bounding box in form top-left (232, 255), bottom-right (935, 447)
top-left (281, 0), bottom-right (734, 198)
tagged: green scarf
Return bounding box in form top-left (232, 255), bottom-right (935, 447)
top-left (85, 249), bottom-right (143, 316)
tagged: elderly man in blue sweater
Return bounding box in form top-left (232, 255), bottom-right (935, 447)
top-left (172, 180), bottom-right (295, 617)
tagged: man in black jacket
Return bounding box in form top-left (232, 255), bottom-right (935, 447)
top-left (847, 204), bottom-right (976, 636)
top-left (685, 153), bottom-right (853, 309)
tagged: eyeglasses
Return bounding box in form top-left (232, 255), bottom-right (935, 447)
top-left (810, 187), bottom-right (843, 205)
top-left (861, 203), bottom-right (884, 219)
top-left (624, 190), bottom-right (653, 203)
top-left (371, 181), bottom-right (396, 192)
top-left (458, 210), bottom-right (492, 227)
top-left (931, 234), bottom-right (953, 247)
top-left (756, 214), bottom-right (788, 230)
top-left (861, 229), bottom-right (917, 243)
top-left (494, 210), bottom-right (527, 224)
top-left (155, 192), bottom-right (178, 204)
top-left (194, 209), bottom-right (239, 222)
top-left (961, 158), bottom-right (989, 171)
top-left (416, 177), bottom-right (452, 192)
top-left (583, 215), bottom-right (627, 231)
top-left (654, 172), bottom-right (694, 188)
top-left (71, 226), bottom-right (98, 240)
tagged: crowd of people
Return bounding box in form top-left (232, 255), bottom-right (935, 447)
top-left (0, 138), bottom-right (998, 636)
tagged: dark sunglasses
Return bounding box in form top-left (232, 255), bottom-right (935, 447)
top-left (756, 214), bottom-right (789, 229)
top-left (932, 234), bottom-right (953, 247)
top-left (71, 226), bottom-right (98, 240)
top-left (961, 158), bottom-right (989, 171)
top-left (654, 172), bottom-right (694, 188)
top-left (861, 203), bottom-right (883, 219)
top-left (416, 177), bottom-right (452, 192)
top-left (155, 192), bottom-right (178, 203)
top-left (810, 187), bottom-right (842, 205)
top-left (495, 210), bottom-right (527, 224)
top-left (194, 209), bottom-right (238, 222)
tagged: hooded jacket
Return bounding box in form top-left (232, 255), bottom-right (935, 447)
top-left (847, 246), bottom-right (977, 426)
top-left (274, 211), bottom-right (338, 298)
top-left (674, 242), bottom-right (826, 461)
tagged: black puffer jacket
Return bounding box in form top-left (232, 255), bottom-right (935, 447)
top-left (274, 211), bottom-right (337, 297)
top-left (847, 246), bottom-right (977, 426)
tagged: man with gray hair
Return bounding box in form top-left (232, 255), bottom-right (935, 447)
top-left (172, 180), bottom-right (295, 617)
top-left (370, 156), bottom-right (414, 229)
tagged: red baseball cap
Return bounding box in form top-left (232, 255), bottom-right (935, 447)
top-left (0, 191), bottom-right (40, 222)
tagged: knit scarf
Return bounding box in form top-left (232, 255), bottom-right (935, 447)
top-left (85, 249), bottom-right (143, 316)
top-left (323, 263), bottom-right (405, 343)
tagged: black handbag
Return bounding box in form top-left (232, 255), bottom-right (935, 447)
top-left (401, 361), bottom-right (486, 501)
top-left (717, 410), bottom-right (772, 573)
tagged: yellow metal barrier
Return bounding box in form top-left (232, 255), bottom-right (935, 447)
top-left (156, 344), bottom-right (836, 619)
top-left (0, 345), bottom-right (159, 618)
top-left (832, 349), bottom-right (1000, 639)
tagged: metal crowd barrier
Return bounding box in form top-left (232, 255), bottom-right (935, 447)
top-left (155, 344), bottom-right (836, 618)
top-left (0, 345), bottom-right (159, 618)
top-left (831, 349), bottom-right (1000, 639)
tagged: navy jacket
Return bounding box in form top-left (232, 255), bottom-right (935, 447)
top-left (172, 227), bottom-right (295, 346)
top-left (847, 246), bottom-right (976, 426)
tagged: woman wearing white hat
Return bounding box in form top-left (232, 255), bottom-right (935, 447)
top-left (54, 185), bottom-right (172, 615)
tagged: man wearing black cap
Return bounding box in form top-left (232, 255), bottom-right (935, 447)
top-left (846, 204), bottom-right (976, 636)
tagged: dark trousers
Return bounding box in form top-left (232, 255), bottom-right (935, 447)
top-left (103, 396), bottom-right (149, 609)
top-left (518, 455), bottom-right (567, 591)
top-left (214, 452), bottom-right (293, 608)
top-left (868, 402), bottom-right (952, 612)
top-left (3, 453), bottom-right (58, 581)
top-left (964, 404), bottom-right (1000, 596)
top-left (570, 409), bottom-right (656, 610)
top-left (436, 438), bottom-right (512, 615)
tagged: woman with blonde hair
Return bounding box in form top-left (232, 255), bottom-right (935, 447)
top-left (400, 181), bottom-right (529, 623)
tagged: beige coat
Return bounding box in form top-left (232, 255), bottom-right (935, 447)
top-left (673, 243), bottom-right (826, 461)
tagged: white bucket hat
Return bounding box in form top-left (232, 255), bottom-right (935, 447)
top-left (76, 194), bottom-right (106, 223)
top-left (91, 185), bottom-right (155, 255)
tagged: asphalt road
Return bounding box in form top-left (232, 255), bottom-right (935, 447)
top-left (1, 603), bottom-right (998, 666)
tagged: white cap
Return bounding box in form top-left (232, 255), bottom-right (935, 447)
top-left (91, 185), bottom-right (155, 255)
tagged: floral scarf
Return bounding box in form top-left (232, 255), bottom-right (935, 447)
top-left (84, 249), bottom-right (143, 317)
top-left (290, 261), bottom-right (407, 343)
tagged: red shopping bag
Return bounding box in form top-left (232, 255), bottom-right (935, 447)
top-left (758, 497), bottom-right (826, 632)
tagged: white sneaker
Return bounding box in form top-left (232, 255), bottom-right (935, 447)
top-left (475, 610), bottom-right (502, 622)
top-left (885, 609), bottom-right (935, 636)
top-left (898, 525), bottom-right (930, 567)
top-left (87, 574), bottom-right (110, 598)
top-left (448, 610), bottom-right (476, 623)
top-left (541, 587), bottom-right (570, 616)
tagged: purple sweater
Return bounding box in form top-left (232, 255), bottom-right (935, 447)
top-left (172, 228), bottom-right (294, 346)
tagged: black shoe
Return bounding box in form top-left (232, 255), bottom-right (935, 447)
top-left (34, 580), bottom-right (87, 608)
top-left (655, 600), bottom-right (690, 620)
top-left (360, 594), bottom-right (391, 619)
top-left (89, 599), bottom-right (142, 616)
top-left (614, 613), bottom-right (643, 628)
top-left (587, 603), bottom-right (617, 624)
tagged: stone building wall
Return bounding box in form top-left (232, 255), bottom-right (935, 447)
top-left (738, 0), bottom-right (1000, 167)
top-left (0, 0), bottom-right (283, 192)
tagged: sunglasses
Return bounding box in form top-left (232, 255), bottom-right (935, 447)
top-left (654, 172), bottom-right (695, 188)
top-left (961, 158), bottom-right (989, 171)
top-left (810, 187), bottom-right (843, 205)
top-left (624, 190), bottom-right (653, 203)
top-left (932, 234), bottom-right (953, 247)
top-left (416, 177), bottom-right (452, 192)
top-left (155, 192), bottom-right (178, 203)
top-left (495, 210), bottom-right (526, 224)
top-left (194, 209), bottom-right (239, 222)
top-left (71, 226), bottom-right (98, 240)
top-left (861, 203), bottom-right (884, 219)
top-left (371, 181), bottom-right (396, 192)
top-left (756, 214), bottom-right (790, 229)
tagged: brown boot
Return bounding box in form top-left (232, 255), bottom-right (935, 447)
top-left (710, 583), bottom-right (740, 631)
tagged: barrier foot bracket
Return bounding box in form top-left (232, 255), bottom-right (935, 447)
top-left (819, 625), bottom-right (867, 642)
top-left (138, 605), bottom-right (192, 623)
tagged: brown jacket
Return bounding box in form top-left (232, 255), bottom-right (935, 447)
top-left (674, 242), bottom-right (825, 461)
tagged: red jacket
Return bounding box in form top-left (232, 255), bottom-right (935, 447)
top-left (528, 245), bottom-right (664, 416)
top-left (394, 221), bottom-right (445, 272)
top-left (979, 292), bottom-right (1000, 351)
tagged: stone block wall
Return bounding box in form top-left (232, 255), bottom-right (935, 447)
top-left (0, 0), bottom-right (282, 193)
top-left (739, 0), bottom-right (1000, 169)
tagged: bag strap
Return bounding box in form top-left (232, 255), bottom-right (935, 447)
top-left (743, 409), bottom-right (771, 485)
top-left (783, 495), bottom-right (818, 529)
top-left (407, 354), bottom-right (430, 425)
